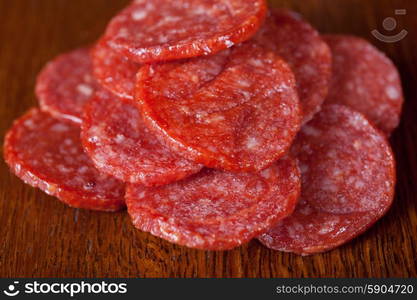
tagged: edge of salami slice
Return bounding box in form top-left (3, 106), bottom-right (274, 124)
top-left (136, 42), bottom-right (301, 172)
top-left (323, 34), bottom-right (403, 135)
top-left (81, 88), bottom-right (203, 186)
top-left (255, 9), bottom-right (332, 124)
top-left (4, 108), bottom-right (125, 212)
top-left (91, 39), bottom-right (141, 100)
top-left (126, 157), bottom-right (301, 250)
top-left (36, 47), bottom-right (97, 124)
top-left (104, 0), bottom-right (267, 63)
top-left (258, 104), bottom-right (396, 255)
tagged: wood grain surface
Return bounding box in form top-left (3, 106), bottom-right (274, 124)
top-left (0, 0), bottom-right (416, 278)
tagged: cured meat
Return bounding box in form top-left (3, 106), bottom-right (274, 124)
top-left (323, 35), bottom-right (403, 135)
top-left (136, 42), bottom-right (301, 172)
top-left (81, 88), bottom-right (203, 186)
top-left (255, 9), bottom-right (332, 124)
top-left (36, 47), bottom-right (98, 124)
top-left (4, 109), bottom-right (125, 212)
top-left (258, 105), bottom-right (396, 255)
top-left (126, 157), bottom-right (300, 250)
top-left (104, 0), bottom-right (267, 63)
top-left (91, 39), bottom-right (141, 100)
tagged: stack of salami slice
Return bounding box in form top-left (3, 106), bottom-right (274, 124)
top-left (4, 0), bottom-right (403, 255)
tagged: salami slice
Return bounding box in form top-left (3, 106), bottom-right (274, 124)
top-left (104, 0), bottom-right (267, 63)
top-left (4, 109), bottom-right (125, 212)
top-left (81, 88), bottom-right (203, 186)
top-left (91, 39), bottom-right (141, 100)
top-left (323, 35), bottom-right (403, 135)
top-left (255, 10), bottom-right (332, 124)
top-left (36, 47), bottom-right (98, 124)
top-left (126, 157), bottom-right (300, 250)
top-left (258, 105), bottom-right (396, 255)
top-left (136, 42), bottom-right (301, 172)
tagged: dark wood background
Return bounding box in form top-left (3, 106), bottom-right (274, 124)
top-left (0, 0), bottom-right (416, 278)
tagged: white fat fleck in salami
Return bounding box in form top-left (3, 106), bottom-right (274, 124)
top-left (258, 105), bottom-right (396, 255)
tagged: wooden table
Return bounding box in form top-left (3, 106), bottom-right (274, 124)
top-left (0, 0), bottom-right (416, 278)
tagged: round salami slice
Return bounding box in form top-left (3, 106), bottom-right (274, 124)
top-left (104, 0), bottom-right (267, 63)
top-left (126, 157), bottom-right (301, 250)
top-left (323, 35), bottom-right (403, 135)
top-left (136, 42), bottom-right (301, 172)
top-left (81, 88), bottom-right (203, 186)
top-left (255, 9), bottom-right (332, 124)
top-left (91, 39), bottom-right (141, 100)
top-left (258, 105), bottom-right (396, 255)
top-left (36, 47), bottom-right (98, 124)
top-left (4, 109), bottom-right (125, 212)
